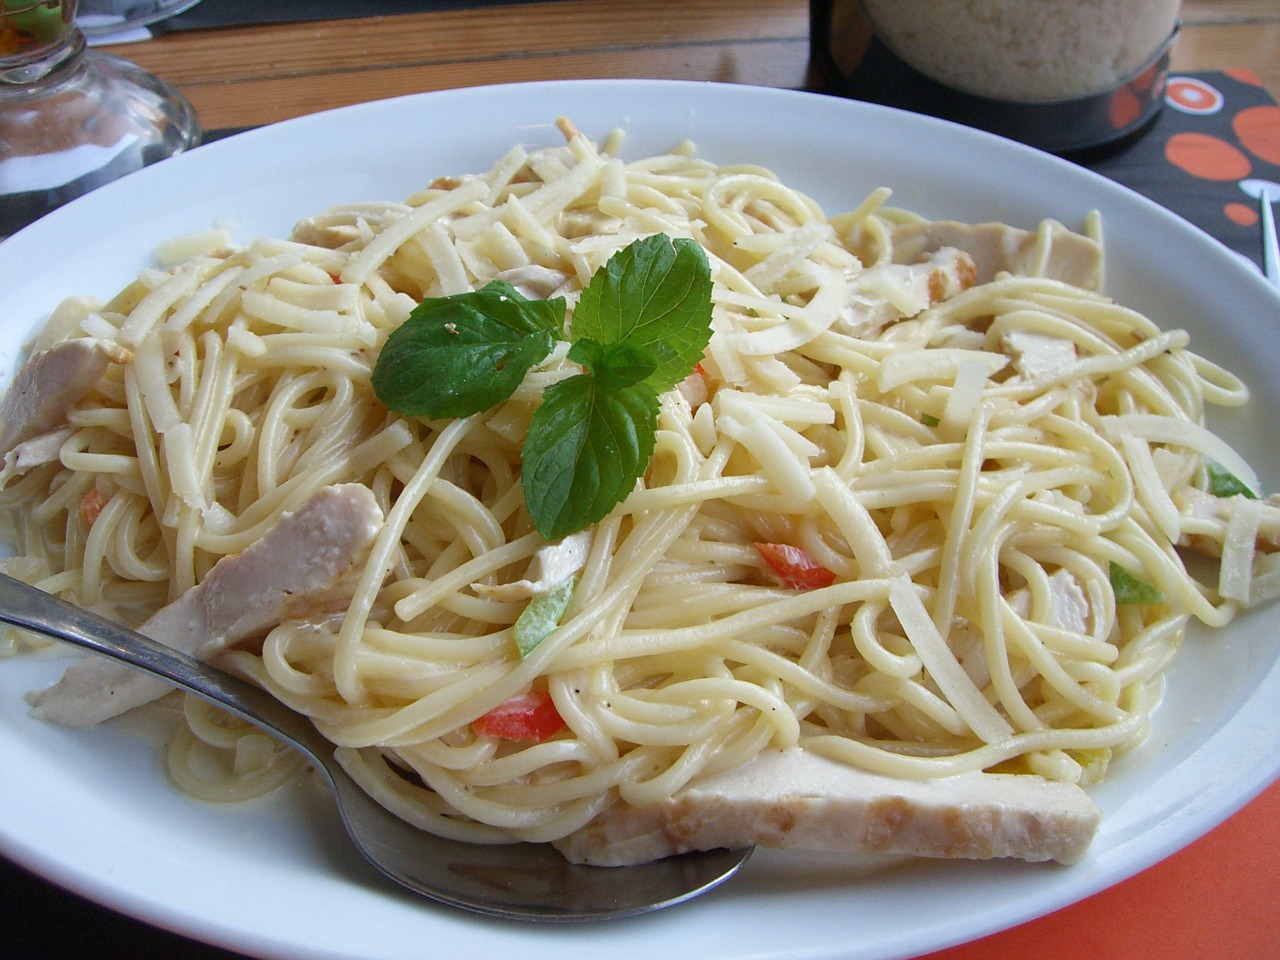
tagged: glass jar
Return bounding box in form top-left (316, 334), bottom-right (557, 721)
top-left (0, 0), bottom-right (201, 237)
top-left (810, 0), bottom-right (1182, 155)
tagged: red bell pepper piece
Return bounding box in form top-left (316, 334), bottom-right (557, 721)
top-left (473, 689), bottom-right (566, 742)
top-left (754, 542), bottom-right (836, 590)
top-left (80, 488), bottom-right (107, 527)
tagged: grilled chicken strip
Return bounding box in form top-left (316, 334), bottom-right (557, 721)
top-left (0, 338), bottom-right (131, 455)
top-left (554, 748), bottom-right (1100, 866)
top-left (28, 483), bottom-right (384, 727)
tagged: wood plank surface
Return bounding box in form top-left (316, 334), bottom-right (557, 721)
top-left (101, 0), bottom-right (1277, 131)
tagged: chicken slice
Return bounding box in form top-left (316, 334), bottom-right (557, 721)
top-left (1001, 329), bottom-right (1078, 380)
top-left (865, 248), bottom-right (978, 314)
top-left (890, 220), bottom-right (1103, 290)
top-left (492, 264), bottom-right (573, 300)
top-left (1176, 486), bottom-right (1280, 557)
top-left (0, 338), bottom-right (132, 455)
top-left (28, 483), bottom-right (384, 727)
top-left (839, 248), bottom-right (979, 335)
top-left (1007, 568), bottom-right (1091, 634)
top-left (0, 426), bottom-right (74, 484)
top-left (553, 748), bottom-right (1100, 866)
top-left (289, 202), bottom-right (413, 249)
top-left (472, 530), bottom-right (592, 602)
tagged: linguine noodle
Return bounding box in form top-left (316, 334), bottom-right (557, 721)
top-left (3, 119), bottom-right (1275, 849)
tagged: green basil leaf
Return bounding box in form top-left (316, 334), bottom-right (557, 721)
top-left (1205, 461), bottom-right (1259, 499)
top-left (567, 338), bottom-right (658, 389)
top-left (1109, 561), bottom-right (1164, 605)
top-left (371, 282), bottom-right (563, 419)
top-left (513, 577), bottom-right (576, 657)
top-left (571, 234), bottom-right (713, 390)
top-left (521, 374), bottom-right (659, 540)
top-left (370, 235), bottom-right (715, 540)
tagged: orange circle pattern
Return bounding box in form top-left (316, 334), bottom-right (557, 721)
top-left (1233, 105), bottom-right (1280, 167)
top-left (1166, 77), bottom-right (1224, 115)
top-left (1164, 131), bottom-right (1253, 181)
top-left (1224, 201), bottom-right (1258, 227)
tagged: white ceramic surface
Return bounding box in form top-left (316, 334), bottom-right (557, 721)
top-left (77, 0), bottom-right (204, 36)
top-left (1, 80), bottom-right (1279, 960)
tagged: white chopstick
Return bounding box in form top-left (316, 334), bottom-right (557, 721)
top-left (1262, 192), bottom-right (1280, 288)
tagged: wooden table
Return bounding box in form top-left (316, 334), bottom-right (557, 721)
top-left (104, 0), bottom-right (1280, 130)
top-left (12, 2), bottom-right (1275, 959)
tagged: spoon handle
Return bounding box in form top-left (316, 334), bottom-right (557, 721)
top-left (0, 572), bottom-right (324, 761)
top-left (0, 571), bottom-right (753, 920)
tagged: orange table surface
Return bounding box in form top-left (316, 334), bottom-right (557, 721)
top-left (923, 776), bottom-right (1280, 959)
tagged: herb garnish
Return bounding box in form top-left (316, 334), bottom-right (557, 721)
top-left (1109, 561), bottom-right (1164, 605)
top-left (513, 577), bottom-right (576, 657)
top-left (372, 234), bottom-right (713, 540)
top-left (1205, 461), bottom-right (1259, 500)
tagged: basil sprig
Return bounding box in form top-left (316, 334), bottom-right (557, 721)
top-left (370, 281), bottom-right (563, 419)
top-left (372, 234), bottom-right (713, 540)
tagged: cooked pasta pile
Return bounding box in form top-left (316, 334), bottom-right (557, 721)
top-left (2, 119), bottom-right (1276, 847)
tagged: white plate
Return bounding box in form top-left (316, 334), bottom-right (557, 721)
top-left (2, 79), bottom-right (1279, 960)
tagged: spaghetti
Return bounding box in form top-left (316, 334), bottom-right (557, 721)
top-left (2, 118), bottom-right (1276, 854)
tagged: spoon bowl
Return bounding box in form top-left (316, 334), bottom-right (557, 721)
top-left (0, 573), bottom-right (752, 922)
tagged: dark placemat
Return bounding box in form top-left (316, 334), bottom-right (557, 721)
top-left (161, 0), bottom-right (560, 31)
top-left (0, 854), bottom-right (252, 959)
top-left (1084, 69), bottom-right (1279, 272)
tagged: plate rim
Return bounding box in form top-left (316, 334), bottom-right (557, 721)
top-left (3, 77), bottom-right (1279, 960)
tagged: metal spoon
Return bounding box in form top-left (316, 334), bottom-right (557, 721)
top-left (0, 573), bottom-right (751, 921)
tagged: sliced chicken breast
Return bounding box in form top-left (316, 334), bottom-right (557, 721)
top-left (890, 220), bottom-right (1103, 290)
top-left (554, 747), bottom-right (1100, 866)
top-left (1177, 486), bottom-right (1280, 556)
top-left (29, 483), bottom-right (385, 727)
top-left (0, 338), bottom-right (131, 454)
top-left (473, 530), bottom-right (592, 602)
